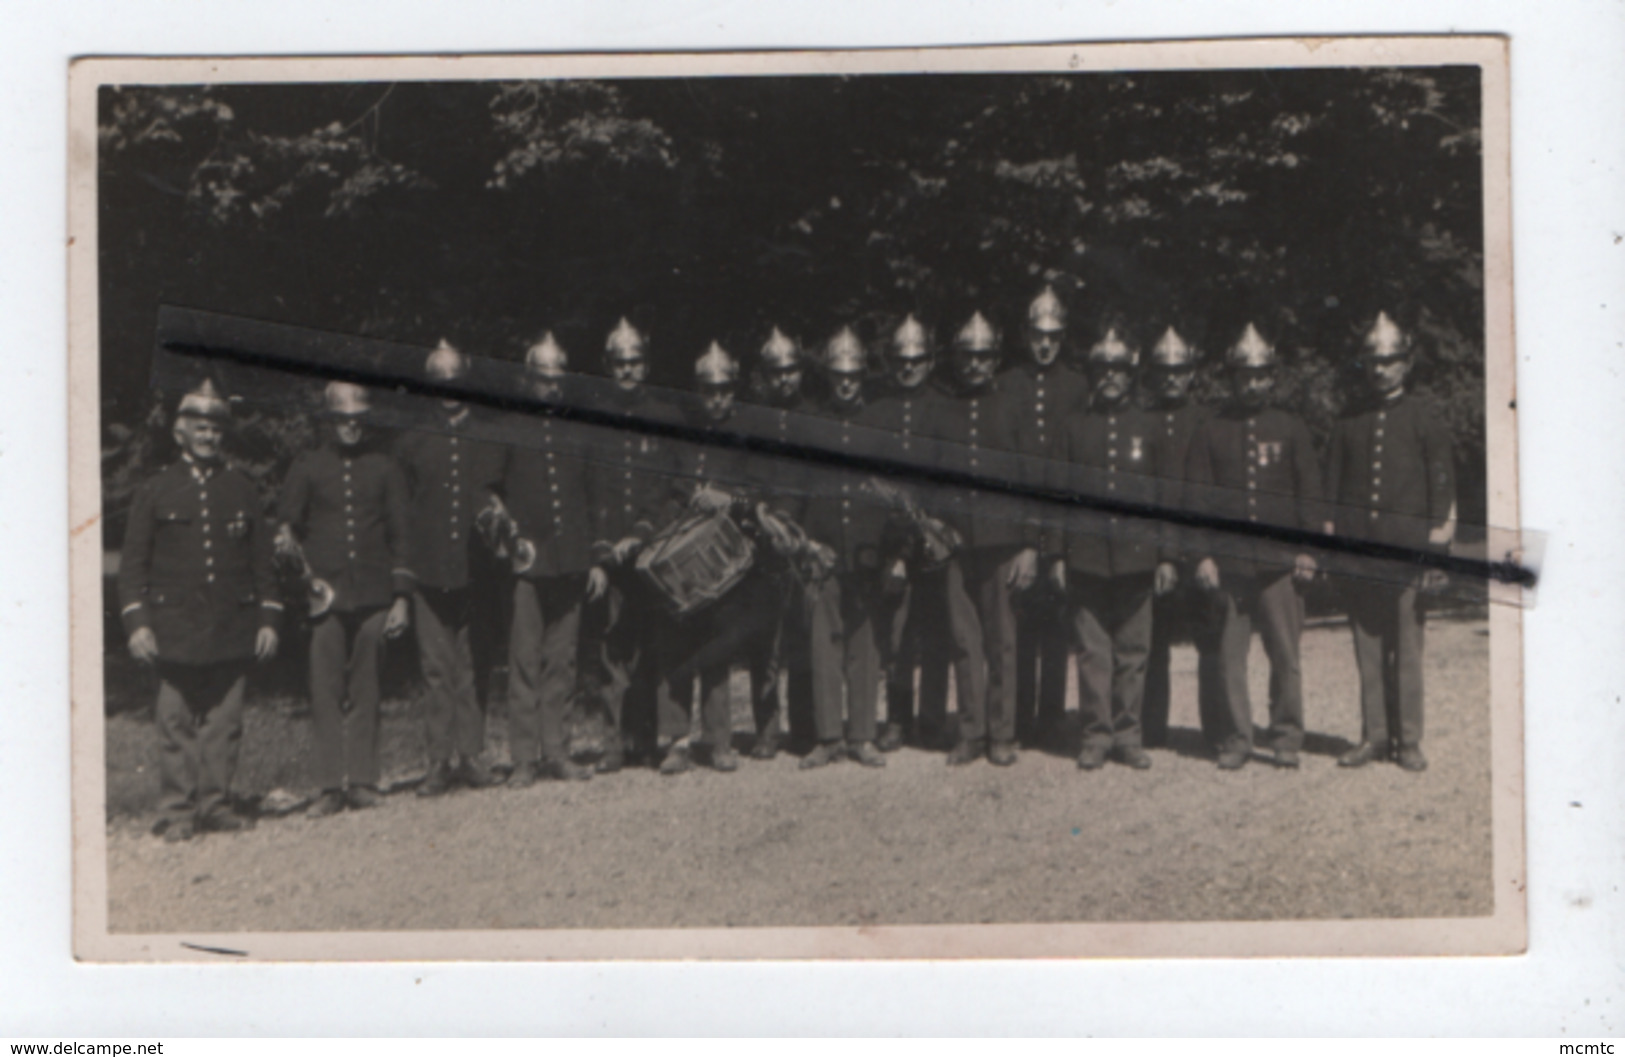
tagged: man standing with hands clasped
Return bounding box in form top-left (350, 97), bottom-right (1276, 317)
top-left (1327, 311), bottom-right (1455, 773)
top-left (277, 381), bottom-right (412, 818)
top-left (119, 378), bottom-right (282, 841)
top-left (1184, 323), bottom-right (1324, 771)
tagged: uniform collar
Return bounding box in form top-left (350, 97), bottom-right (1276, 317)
top-left (180, 451), bottom-right (219, 480)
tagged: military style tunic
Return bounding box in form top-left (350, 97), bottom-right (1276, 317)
top-left (997, 360), bottom-right (1088, 469)
top-left (492, 414), bottom-right (602, 579)
top-left (278, 444), bottom-right (412, 610)
top-left (1325, 392), bottom-right (1455, 549)
top-left (119, 456), bottom-right (282, 665)
top-left (587, 389), bottom-right (681, 547)
top-left (392, 414), bottom-right (504, 591)
top-left (794, 397), bottom-right (890, 573)
top-left (916, 379), bottom-right (1032, 552)
top-left (1183, 407), bottom-right (1324, 577)
top-left (1048, 402), bottom-right (1170, 578)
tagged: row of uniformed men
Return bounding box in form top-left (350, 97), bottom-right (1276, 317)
top-left (119, 287), bottom-right (1455, 839)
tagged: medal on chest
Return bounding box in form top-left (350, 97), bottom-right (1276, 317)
top-left (1129, 436), bottom-right (1144, 463)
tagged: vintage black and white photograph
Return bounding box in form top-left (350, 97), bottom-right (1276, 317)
top-left (67, 39), bottom-right (1524, 960)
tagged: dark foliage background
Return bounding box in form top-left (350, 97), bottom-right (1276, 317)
top-left (97, 67), bottom-right (1487, 550)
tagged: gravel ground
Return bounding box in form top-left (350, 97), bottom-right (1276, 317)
top-left (104, 616), bottom-right (1493, 933)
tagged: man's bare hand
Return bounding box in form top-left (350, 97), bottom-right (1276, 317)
top-left (611, 536), bottom-right (642, 565)
top-left (1427, 521), bottom-right (1455, 547)
top-left (1420, 568), bottom-right (1449, 594)
top-left (273, 523), bottom-right (298, 557)
top-left (1194, 558), bottom-right (1221, 592)
top-left (1048, 559), bottom-right (1067, 593)
top-left (1007, 548), bottom-right (1038, 591)
top-left (128, 627), bottom-right (158, 665)
top-left (383, 596), bottom-right (411, 639)
top-left (585, 566), bottom-right (609, 602)
top-left (254, 627), bottom-right (279, 662)
top-left (1153, 561), bottom-right (1178, 597)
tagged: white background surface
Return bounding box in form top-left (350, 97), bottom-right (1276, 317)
top-left (2, 0), bottom-right (1622, 1037)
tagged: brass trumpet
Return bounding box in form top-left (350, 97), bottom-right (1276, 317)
top-left (475, 498), bottom-right (537, 575)
top-left (273, 526), bottom-right (337, 618)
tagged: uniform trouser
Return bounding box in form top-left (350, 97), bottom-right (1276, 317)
top-left (960, 547), bottom-right (1023, 744)
top-left (1068, 572), bottom-right (1154, 751)
top-left (507, 574), bottom-right (585, 765)
top-left (582, 571), bottom-right (658, 755)
top-left (1211, 572), bottom-right (1305, 753)
top-left (1344, 577), bottom-right (1426, 750)
top-left (754, 580), bottom-right (815, 744)
top-left (1014, 586), bottom-right (1070, 737)
top-left (881, 575), bottom-right (950, 732)
top-left (654, 572), bottom-right (779, 748)
top-left (308, 607), bottom-right (387, 789)
top-left (1143, 585), bottom-right (1224, 747)
top-left (155, 660), bottom-right (248, 823)
top-left (413, 586), bottom-right (486, 765)
top-left (805, 571), bottom-right (881, 744)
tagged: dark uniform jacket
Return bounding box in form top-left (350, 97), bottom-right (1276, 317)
top-left (739, 393), bottom-right (817, 525)
top-left (799, 397), bottom-right (891, 573)
top-left (584, 388), bottom-right (680, 547)
top-left (1184, 405), bottom-right (1324, 579)
top-left (393, 413), bottom-right (504, 591)
top-left (1326, 391), bottom-right (1455, 551)
top-left (998, 360), bottom-right (1088, 466)
top-left (278, 443), bottom-right (412, 610)
top-left (916, 378), bottom-right (1034, 552)
top-left (855, 383), bottom-right (938, 563)
top-left (1046, 401), bottom-right (1170, 578)
top-left (997, 360), bottom-right (1089, 557)
top-left (491, 413), bottom-right (602, 579)
top-left (1143, 400), bottom-right (1214, 566)
top-left (119, 456), bottom-right (282, 665)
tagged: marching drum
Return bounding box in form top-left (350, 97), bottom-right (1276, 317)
top-left (635, 510), bottom-right (757, 617)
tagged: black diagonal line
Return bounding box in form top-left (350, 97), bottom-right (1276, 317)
top-left (179, 941), bottom-right (249, 957)
top-left (160, 336), bottom-right (1536, 589)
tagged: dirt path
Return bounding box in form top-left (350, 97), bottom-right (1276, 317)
top-left (105, 619), bottom-right (1493, 933)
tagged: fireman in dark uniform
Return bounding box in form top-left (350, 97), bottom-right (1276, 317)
top-left (485, 333), bottom-right (602, 786)
top-left (1185, 323), bottom-right (1324, 770)
top-left (1328, 312), bottom-right (1455, 773)
top-left (999, 285), bottom-right (1088, 749)
top-left (1140, 325), bottom-right (1222, 749)
top-left (795, 327), bottom-right (890, 769)
top-left (119, 379), bottom-right (282, 841)
top-left (869, 315), bottom-right (953, 752)
top-left (394, 340), bottom-right (505, 796)
top-left (276, 381), bottom-right (412, 818)
top-left (648, 342), bottom-right (760, 775)
top-left (741, 326), bottom-right (818, 758)
top-left (581, 317), bottom-right (677, 772)
top-left (1047, 324), bottom-right (1175, 771)
top-left (923, 311), bottom-right (1033, 767)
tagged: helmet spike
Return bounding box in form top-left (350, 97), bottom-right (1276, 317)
top-left (826, 327), bottom-right (867, 374)
top-left (954, 311), bottom-right (999, 354)
top-left (1027, 286), bottom-right (1067, 332)
top-left (1150, 326), bottom-right (1196, 369)
top-left (694, 341), bottom-right (739, 386)
top-left (1362, 311), bottom-right (1409, 359)
top-left (1226, 323), bottom-right (1277, 369)
top-left (525, 331), bottom-right (569, 376)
